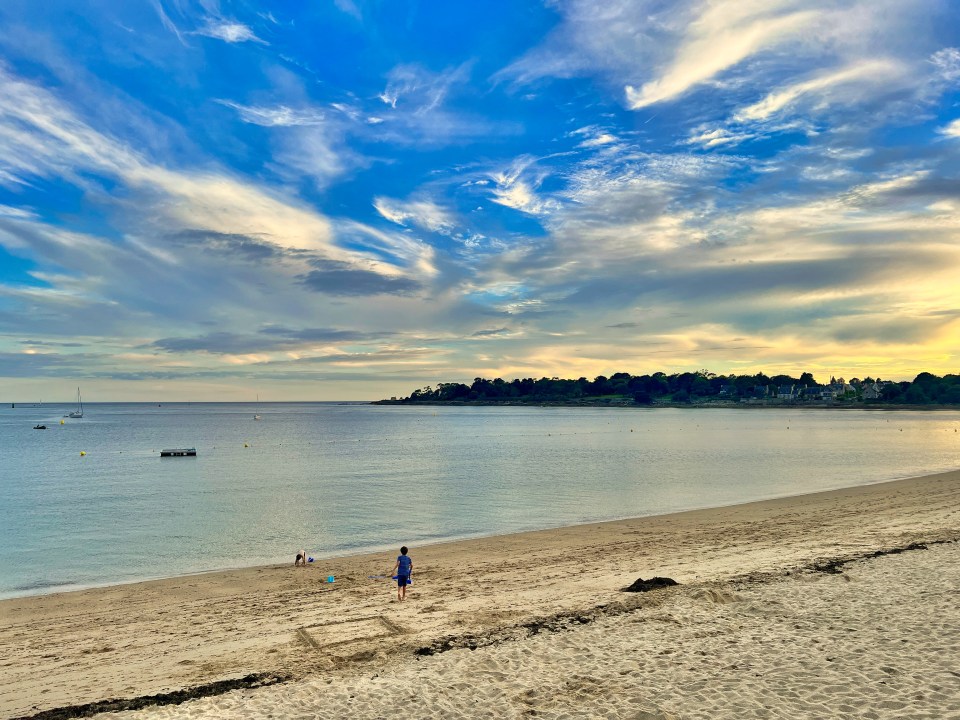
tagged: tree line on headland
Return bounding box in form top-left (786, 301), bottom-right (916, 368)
top-left (380, 370), bottom-right (960, 406)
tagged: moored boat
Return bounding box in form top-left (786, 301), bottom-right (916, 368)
top-left (66, 388), bottom-right (84, 418)
top-left (160, 448), bottom-right (197, 457)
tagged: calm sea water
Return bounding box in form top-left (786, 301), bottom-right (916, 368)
top-left (1, 402), bottom-right (958, 599)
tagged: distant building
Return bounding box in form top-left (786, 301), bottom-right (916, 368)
top-left (806, 385), bottom-right (836, 402)
top-left (777, 385), bottom-right (796, 400)
top-left (861, 384), bottom-right (881, 400)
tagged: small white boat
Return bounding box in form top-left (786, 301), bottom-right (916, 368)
top-left (66, 388), bottom-right (84, 418)
top-left (254, 394), bottom-right (262, 420)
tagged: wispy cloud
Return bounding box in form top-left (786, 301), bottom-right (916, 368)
top-left (193, 18), bottom-right (266, 44)
top-left (734, 60), bottom-right (903, 123)
top-left (216, 101), bottom-right (325, 126)
top-left (488, 157), bottom-right (560, 216)
top-left (0, 67), bottom-right (429, 313)
top-left (930, 47), bottom-right (960, 81)
top-left (150, 0), bottom-right (185, 43)
top-left (216, 99), bottom-right (357, 188)
top-left (625, 2), bottom-right (818, 109)
top-left (370, 63), bottom-right (514, 146)
top-left (373, 197), bottom-right (455, 234)
top-left (379, 64), bottom-right (460, 111)
top-left (569, 126), bottom-right (620, 148)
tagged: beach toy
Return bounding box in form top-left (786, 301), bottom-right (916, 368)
top-left (327, 575), bottom-right (335, 583)
top-left (308, 557), bottom-right (314, 562)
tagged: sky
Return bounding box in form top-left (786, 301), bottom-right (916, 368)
top-left (1, 0), bottom-right (959, 402)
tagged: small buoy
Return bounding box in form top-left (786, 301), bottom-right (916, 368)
top-left (60, 419), bottom-right (65, 424)
top-left (79, 451), bottom-right (86, 456)
top-left (327, 575), bottom-right (335, 583)
top-left (244, 443), bottom-right (249, 447)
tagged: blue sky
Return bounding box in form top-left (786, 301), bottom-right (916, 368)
top-left (1, 0), bottom-right (959, 401)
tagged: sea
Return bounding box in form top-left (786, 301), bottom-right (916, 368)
top-left (1, 402), bottom-right (959, 600)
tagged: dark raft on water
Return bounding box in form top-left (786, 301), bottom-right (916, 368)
top-left (160, 448), bottom-right (197, 457)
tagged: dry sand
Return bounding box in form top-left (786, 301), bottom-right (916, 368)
top-left (2, 471), bottom-right (959, 719)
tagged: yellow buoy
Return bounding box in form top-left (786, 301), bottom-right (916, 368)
top-left (80, 451), bottom-right (86, 456)
top-left (60, 419), bottom-right (65, 424)
top-left (244, 443), bottom-right (249, 448)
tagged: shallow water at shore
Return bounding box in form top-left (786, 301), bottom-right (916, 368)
top-left (2, 402), bottom-right (959, 598)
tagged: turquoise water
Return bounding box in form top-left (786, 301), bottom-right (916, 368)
top-left (1, 402), bottom-right (959, 599)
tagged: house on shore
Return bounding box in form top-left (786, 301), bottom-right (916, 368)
top-left (777, 385), bottom-right (796, 400)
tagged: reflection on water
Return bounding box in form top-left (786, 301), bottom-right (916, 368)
top-left (1, 402), bottom-right (958, 598)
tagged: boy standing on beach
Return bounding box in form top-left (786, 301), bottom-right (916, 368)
top-left (391, 546), bottom-right (413, 601)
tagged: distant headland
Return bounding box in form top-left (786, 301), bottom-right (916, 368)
top-left (376, 370), bottom-right (960, 408)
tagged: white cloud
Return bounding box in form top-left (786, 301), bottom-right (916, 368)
top-left (489, 160), bottom-right (559, 216)
top-left (687, 127), bottom-right (755, 148)
top-left (150, 0), bottom-right (185, 43)
top-left (194, 19), bottom-right (266, 44)
top-left (274, 129), bottom-right (349, 189)
top-left (569, 126), bottom-right (620, 148)
top-left (0, 67), bottom-right (368, 261)
top-left (379, 64), bottom-right (459, 111)
top-left (0, 204), bottom-right (38, 220)
top-left (837, 170), bottom-right (929, 209)
top-left (579, 133), bottom-right (618, 148)
top-left (930, 47), bottom-right (960, 82)
top-left (217, 100), bottom-right (353, 188)
top-left (217, 101), bottom-right (325, 126)
top-left (940, 119), bottom-right (960, 138)
top-left (336, 220), bottom-right (438, 278)
top-left (373, 197), bottom-right (455, 235)
top-left (625, 2), bottom-right (817, 109)
top-left (734, 60), bottom-right (902, 122)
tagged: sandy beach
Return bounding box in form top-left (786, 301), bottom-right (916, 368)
top-left (3, 470), bottom-right (959, 719)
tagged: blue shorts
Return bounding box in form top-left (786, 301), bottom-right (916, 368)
top-left (397, 574), bottom-right (410, 587)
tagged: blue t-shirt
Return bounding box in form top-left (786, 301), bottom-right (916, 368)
top-left (397, 554), bottom-right (412, 576)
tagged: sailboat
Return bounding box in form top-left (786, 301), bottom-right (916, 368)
top-left (66, 388), bottom-right (84, 418)
top-left (254, 394), bottom-right (262, 421)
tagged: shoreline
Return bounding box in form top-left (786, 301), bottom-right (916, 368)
top-left (373, 399), bottom-right (959, 410)
top-left (3, 469), bottom-right (959, 718)
top-left (1, 466), bottom-right (945, 604)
